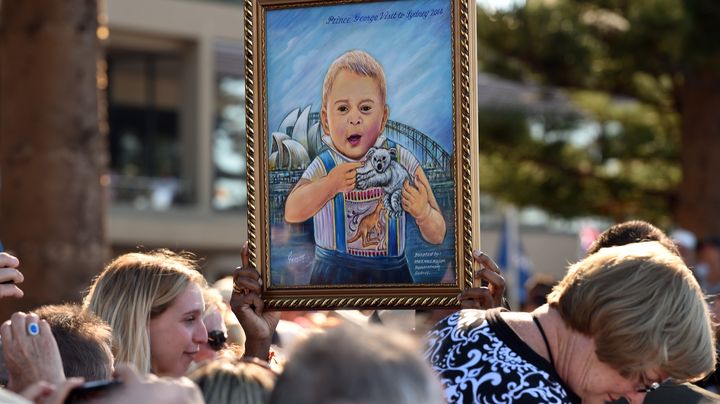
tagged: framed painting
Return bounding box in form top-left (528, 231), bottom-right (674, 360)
top-left (244, 0), bottom-right (480, 309)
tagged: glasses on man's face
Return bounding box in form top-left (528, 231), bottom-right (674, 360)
top-left (207, 330), bottom-right (227, 351)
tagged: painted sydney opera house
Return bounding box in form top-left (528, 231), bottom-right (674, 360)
top-left (269, 106), bottom-right (323, 170)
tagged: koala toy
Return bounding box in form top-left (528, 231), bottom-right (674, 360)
top-left (356, 147), bottom-right (413, 217)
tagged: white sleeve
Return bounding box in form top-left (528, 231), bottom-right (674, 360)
top-left (397, 145), bottom-right (421, 177)
top-left (301, 157), bottom-right (327, 181)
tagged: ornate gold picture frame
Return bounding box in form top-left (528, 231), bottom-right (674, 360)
top-left (244, 0), bottom-right (479, 310)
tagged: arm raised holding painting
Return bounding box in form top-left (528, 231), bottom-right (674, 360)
top-left (459, 251), bottom-right (507, 309)
top-left (229, 242), bottom-right (279, 360)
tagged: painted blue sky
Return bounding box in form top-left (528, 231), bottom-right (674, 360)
top-left (265, 0), bottom-right (453, 152)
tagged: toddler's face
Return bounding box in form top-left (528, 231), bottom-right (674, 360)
top-left (321, 70), bottom-right (388, 159)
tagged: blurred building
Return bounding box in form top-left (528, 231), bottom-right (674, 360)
top-left (106, 0), bottom-right (247, 278)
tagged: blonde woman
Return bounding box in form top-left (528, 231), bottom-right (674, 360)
top-left (84, 250), bottom-right (208, 376)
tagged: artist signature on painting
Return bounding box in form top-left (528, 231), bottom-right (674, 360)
top-left (288, 250), bottom-right (309, 264)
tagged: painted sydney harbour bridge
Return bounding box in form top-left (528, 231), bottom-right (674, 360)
top-left (269, 105), bottom-right (454, 223)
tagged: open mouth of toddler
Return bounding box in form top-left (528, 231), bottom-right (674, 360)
top-left (347, 134), bottom-right (362, 146)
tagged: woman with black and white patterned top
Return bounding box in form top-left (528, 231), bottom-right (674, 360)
top-left (426, 242), bottom-right (716, 404)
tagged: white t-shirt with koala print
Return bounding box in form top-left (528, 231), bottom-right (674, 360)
top-left (301, 135), bottom-right (420, 256)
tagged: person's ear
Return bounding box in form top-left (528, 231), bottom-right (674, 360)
top-left (321, 106), bottom-right (330, 135)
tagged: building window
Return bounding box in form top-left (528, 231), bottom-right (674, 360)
top-left (212, 41), bottom-right (247, 211)
top-left (107, 50), bottom-right (191, 210)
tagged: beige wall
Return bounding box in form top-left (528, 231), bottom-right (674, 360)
top-left (478, 229), bottom-right (578, 308)
top-left (106, 0), bottom-right (247, 250)
top-left (480, 229), bottom-right (579, 280)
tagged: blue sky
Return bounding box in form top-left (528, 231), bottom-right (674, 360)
top-left (265, 0), bottom-right (454, 152)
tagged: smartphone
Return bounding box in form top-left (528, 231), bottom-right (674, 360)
top-left (64, 380), bottom-right (122, 403)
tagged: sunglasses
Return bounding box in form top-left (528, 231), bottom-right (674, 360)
top-left (207, 330), bottom-right (227, 351)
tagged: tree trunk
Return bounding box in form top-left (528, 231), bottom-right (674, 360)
top-left (0, 0), bottom-right (108, 320)
top-left (677, 70), bottom-right (720, 239)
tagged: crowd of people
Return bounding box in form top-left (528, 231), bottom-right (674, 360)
top-left (0, 220), bottom-right (718, 403)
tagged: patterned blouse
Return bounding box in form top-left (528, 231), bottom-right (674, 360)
top-left (425, 308), bottom-right (581, 404)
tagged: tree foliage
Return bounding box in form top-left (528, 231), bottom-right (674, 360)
top-left (477, 0), bottom-right (720, 232)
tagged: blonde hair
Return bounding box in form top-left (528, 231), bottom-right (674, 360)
top-left (202, 287), bottom-right (225, 318)
top-left (189, 356), bottom-right (276, 404)
top-left (547, 241), bottom-right (716, 381)
top-left (322, 50), bottom-right (387, 109)
top-left (83, 250), bottom-right (206, 374)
